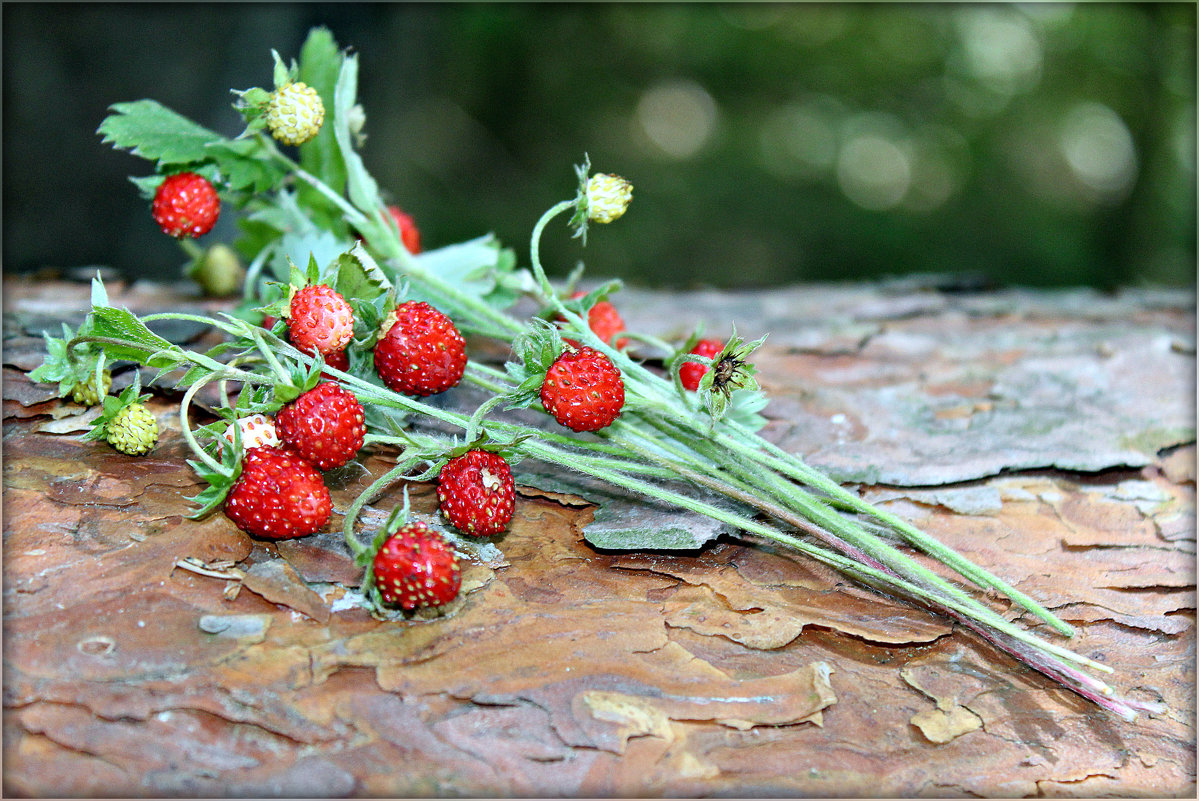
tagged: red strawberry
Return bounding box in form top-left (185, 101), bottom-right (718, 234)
top-left (388, 205), bottom-right (422, 254)
top-left (569, 291), bottom-right (628, 349)
top-left (319, 348), bottom-right (350, 382)
top-left (437, 450), bottom-right (516, 537)
top-left (151, 172), bottom-right (220, 238)
top-left (285, 284), bottom-right (354, 356)
top-left (540, 345), bottom-right (625, 432)
top-left (374, 301), bottom-right (466, 396)
top-left (679, 338), bottom-right (725, 391)
top-left (224, 446), bottom-right (331, 539)
top-left (372, 521), bottom-right (461, 610)
top-left (323, 348), bottom-right (350, 373)
top-left (275, 382), bottom-right (365, 470)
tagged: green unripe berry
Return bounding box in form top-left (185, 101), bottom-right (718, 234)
top-left (70, 370), bottom-right (112, 406)
top-left (190, 243), bottom-right (245, 297)
top-left (107, 403), bottom-right (158, 456)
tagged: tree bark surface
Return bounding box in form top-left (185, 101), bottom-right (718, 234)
top-left (2, 276), bottom-right (1194, 797)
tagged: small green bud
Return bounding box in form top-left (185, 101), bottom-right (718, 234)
top-left (70, 369), bottom-right (112, 406)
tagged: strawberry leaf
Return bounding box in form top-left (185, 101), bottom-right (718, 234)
top-left (331, 51), bottom-right (383, 221)
top-left (406, 236), bottom-right (531, 319)
top-left (298, 27), bottom-right (349, 201)
top-left (331, 243), bottom-right (391, 304)
top-left (98, 100), bottom-right (224, 168)
top-left (204, 138), bottom-right (288, 193)
top-left (87, 307), bottom-right (183, 370)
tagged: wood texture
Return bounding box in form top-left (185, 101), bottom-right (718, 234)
top-left (2, 276), bottom-right (1194, 797)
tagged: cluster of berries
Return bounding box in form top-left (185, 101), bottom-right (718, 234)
top-left (128, 87), bottom-right (715, 614)
top-left (213, 281), bottom-right (524, 611)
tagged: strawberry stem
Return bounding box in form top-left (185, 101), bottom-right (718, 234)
top-left (179, 375), bottom-right (228, 475)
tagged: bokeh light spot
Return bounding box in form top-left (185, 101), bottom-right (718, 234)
top-left (1059, 102), bottom-right (1138, 201)
top-left (636, 79), bottom-right (718, 159)
top-left (837, 135), bottom-right (912, 211)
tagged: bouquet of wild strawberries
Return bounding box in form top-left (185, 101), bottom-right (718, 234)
top-left (31, 28), bottom-right (1162, 721)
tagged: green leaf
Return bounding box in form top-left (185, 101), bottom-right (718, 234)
top-left (97, 100), bottom-right (224, 168)
top-left (515, 466), bottom-right (737, 551)
top-left (723, 389), bottom-right (770, 432)
top-left (298, 27), bottom-right (349, 199)
top-left (88, 307), bottom-right (181, 369)
top-left (405, 235), bottom-right (532, 314)
top-left (332, 243), bottom-right (392, 305)
top-left (204, 138), bottom-right (287, 193)
top-left (331, 51), bottom-right (383, 219)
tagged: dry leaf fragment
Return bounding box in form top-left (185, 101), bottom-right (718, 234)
top-left (911, 704), bottom-right (983, 744)
top-left (241, 559), bottom-right (331, 624)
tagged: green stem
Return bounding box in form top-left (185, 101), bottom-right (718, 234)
top-left (721, 419), bottom-right (1075, 636)
top-left (263, 136), bottom-right (371, 229)
top-left (179, 376), bottom-right (226, 475)
top-left (528, 200), bottom-right (579, 306)
top-left (516, 434), bottom-right (1109, 676)
top-left (341, 459), bottom-right (418, 560)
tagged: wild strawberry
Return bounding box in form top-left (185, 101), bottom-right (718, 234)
top-left (540, 345), bottom-right (625, 432)
top-left (372, 520), bottom-right (461, 610)
top-left (438, 450), bottom-right (516, 537)
top-left (323, 348), bottom-right (350, 373)
top-left (679, 338), bottom-right (725, 392)
top-left (374, 301), bottom-right (467, 397)
top-left (285, 284), bottom-right (354, 356)
top-left (585, 172), bottom-right (633, 224)
top-left (151, 172), bottom-right (220, 238)
top-left (275, 382), bottom-right (365, 470)
top-left (567, 291), bottom-right (628, 349)
top-left (188, 243), bottom-right (244, 297)
top-left (70, 368), bottom-right (112, 406)
top-left (221, 413), bottom-right (280, 455)
top-left (224, 446), bottom-right (331, 539)
top-left (106, 402), bottom-right (158, 456)
top-left (266, 81), bottom-right (325, 146)
top-left (387, 205), bottom-right (422, 254)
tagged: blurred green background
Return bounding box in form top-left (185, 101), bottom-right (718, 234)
top-left (4, 3), bottom-right (1195, 290)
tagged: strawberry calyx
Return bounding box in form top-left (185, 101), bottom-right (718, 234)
top-left (498, 318), bottom-right (568, 410)
top-left (689, 327), bottom-right (768, 424)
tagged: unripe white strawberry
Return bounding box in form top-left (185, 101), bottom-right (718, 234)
top-left (221, 413), bottom-right (280, 455)
top-left (266, 82), bottom-right (325, 146)
top-left (585, 173), bottom-right (633, 223)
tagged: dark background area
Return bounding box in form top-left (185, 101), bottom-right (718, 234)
top-left (4, 3), bottom-right (1195, 290)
